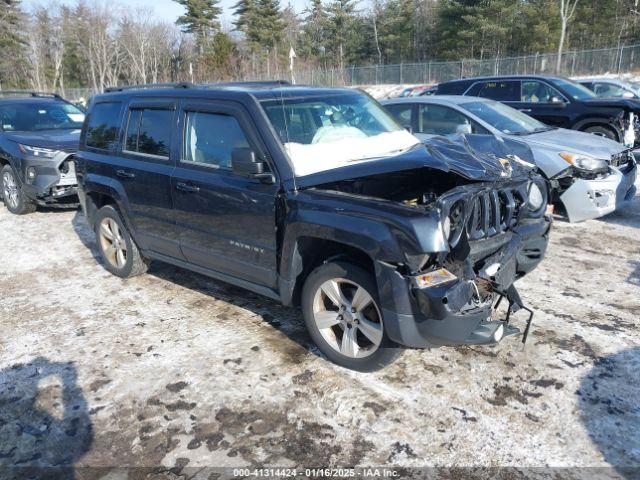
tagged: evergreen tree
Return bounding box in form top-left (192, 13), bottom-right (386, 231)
top-left (376, 0), bottom-right (416, 63)
top-left (233, 0), bottom-right (284, 60)
top-left (0, 0), bottom-right (28, 87)
top-left (175, 0), bottom-right (222, 47)
top-left (299, 0), bottom-right (330, 61)
top-left (325, 0), bottom-right (358, 68)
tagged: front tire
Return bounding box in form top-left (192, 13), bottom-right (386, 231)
top-left (94, 205), bottom-right (148, 278)
top-left (301, 261), bottom-right (402, 371)
top-left (1, 165), bottom-right (36, 215)
top-left (583, 124), bottom-right (619, 141)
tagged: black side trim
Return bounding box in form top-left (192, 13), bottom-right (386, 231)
top-left (145, 250), bottom-right (281, 301)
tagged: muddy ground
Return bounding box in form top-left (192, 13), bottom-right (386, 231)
top-left (0, 185), bottom-right (639, 479)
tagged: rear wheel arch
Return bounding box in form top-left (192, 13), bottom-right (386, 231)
top-left (85, 191), bottom-right (117, 226)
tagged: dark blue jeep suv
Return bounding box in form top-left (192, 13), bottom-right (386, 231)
top-left (76, 82), bottom-right (551, 370)
top-left (0, 92), bottom-right (84, 214)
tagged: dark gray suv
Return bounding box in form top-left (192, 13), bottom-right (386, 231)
top-left (76, 82), bottom-right (551, 371)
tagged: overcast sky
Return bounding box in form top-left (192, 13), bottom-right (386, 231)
top-left (22, 0), bottom-right (309, 27)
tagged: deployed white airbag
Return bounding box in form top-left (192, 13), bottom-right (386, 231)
top-left (284, 129), bottom-right (420, 177)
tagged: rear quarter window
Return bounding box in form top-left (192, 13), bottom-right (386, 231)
top-left (476, 81), bottom-right (520, 102)
top-left (85, 102), bottom-right (122, 151)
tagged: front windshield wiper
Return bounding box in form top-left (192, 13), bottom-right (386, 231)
top-left (511, 126), bottom-right (556, 136)
top-left (532, 126), bottom-right (557, 133)
top-left (346, 141), bottom-right (422, 163)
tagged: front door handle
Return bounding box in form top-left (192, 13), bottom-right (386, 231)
top-left (176, 182), bottom-right (200, 193)
top-left (519, 108), bottom-right (532, 113)
top-left (116, 169), bottom-right (135, 179)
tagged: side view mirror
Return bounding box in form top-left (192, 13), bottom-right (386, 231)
top-left (455, 123), bottom-right (473, 135)
top-left (232, 148), bottom-right (274, 184)
top-left (623, 91), bottom-right (635, 99)
top-left (550, 97), bottom-right (567, 107)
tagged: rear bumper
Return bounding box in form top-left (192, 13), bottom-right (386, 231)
top-left (378, 216), bottom-right (551, 348)
top-left (560, 164), bottom-right (637, 222)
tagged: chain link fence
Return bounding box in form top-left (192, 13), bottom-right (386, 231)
top-left (4, 44), bottom-right (640, 101)
top-left (294, 44), bottom-right (640, 87)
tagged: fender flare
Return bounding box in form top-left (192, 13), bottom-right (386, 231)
top-left (82, 173), bottom-right (139, 243)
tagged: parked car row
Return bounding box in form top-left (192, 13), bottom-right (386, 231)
top-left (0, 83), bottom-right (556, 371)
top-left (0, 78), bottom-right (633, 371)
top-left (382, 95), bottom-right (637, 222)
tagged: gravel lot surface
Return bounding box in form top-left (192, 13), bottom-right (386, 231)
top-left (1, 184), bottom-right (639, 479)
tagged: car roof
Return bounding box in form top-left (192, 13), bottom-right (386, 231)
top-left (577, 77), bottom-right (627, 84)
top-left (93, 82), bottom-right (358, 103)
top-left (0, 96), bottom-right (66, 105)
top-left (441, 74), bottom-right (571, 85)
top-left (383, 95), bottom-right (490, 106)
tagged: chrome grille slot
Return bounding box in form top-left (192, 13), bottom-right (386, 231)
top-left (611, 150), bottom-right (634, 168)
top-left (437, 181), bottom-right (530, 246)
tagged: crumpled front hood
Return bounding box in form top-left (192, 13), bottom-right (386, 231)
top-left (425, 134), bottom-right (534, 181)
top-left (525, 128), bottom-right (626, 159)
top-left (294, 134), bottom-right (533, 189)
top-left (5, 129), bottom-right (81, 152)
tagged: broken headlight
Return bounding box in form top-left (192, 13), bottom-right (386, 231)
top-left (559, 152), bottom-right (608, 172)
top-left (527, 179), bottom-right (548, 217)
top-left (528, 182), bottom-right (544, 210)
top-left (18, 144), bottom-right (61, 159)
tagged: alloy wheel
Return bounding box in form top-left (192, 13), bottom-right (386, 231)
top-left (99, 217), bottom-right (128, 269)
top-left (2, 170), bottom-right (19, 210)
top-left (312, 278), bottom-right (383, 358)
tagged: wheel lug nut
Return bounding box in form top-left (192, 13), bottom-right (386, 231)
top-left (351, 308), bottom-right (356, 313)
top-left (337, 315), bottom-right (343, 321)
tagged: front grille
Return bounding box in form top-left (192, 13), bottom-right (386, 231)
top-left (611, 150), bottom-right (635, 168)
top-left (438, 182), bottom-right (529, 246)
top-left (467, 187), bottom-right (527, 240)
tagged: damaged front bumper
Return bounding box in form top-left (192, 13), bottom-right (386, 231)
top-left (378, 216), bottom-right (552, 348)
top-left (560, 162), bottom-right (637, 223)
top-left (20, 152), bottom-right (79, 208)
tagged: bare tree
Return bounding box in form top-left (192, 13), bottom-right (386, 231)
top-left (556, 0), bottom-right (580, 72)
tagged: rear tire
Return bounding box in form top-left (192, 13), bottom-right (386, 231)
top-left (94, 205), bottom-right (148, 278)
top-left (301, 261), bottom-right (402, 371)
top-left (583, 124), bottom-right (619, 141)
top-left (1, 165), bottom-right (36, 215)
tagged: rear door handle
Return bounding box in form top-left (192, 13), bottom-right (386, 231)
top-left (176, 182), bottom-right (200, 193)
top-left (519, 108), bottom-right (532, 113)
top-left (116, 169), bottom-right (135, 179)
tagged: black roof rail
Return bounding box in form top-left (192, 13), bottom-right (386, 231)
top-left (209, 80), bottom-right (292, 87)
top-left (104, 82), bottom-right (195, 93)
top-left (0, 90), bottom-right (63, 99)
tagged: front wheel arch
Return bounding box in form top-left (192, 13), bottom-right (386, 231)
top-left (288, 236), bottom-right (376, 308)
top-left (575, 120), bottom-right (622, 142)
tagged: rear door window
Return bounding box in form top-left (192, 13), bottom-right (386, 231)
top-left (385, 104), bottom-right (414, 128)
top-left (124, 108), bottom-right (173, 158)
top-left (418, 104), bottom-right (488, 135)
top-left (521, 80), bottom-right (567, 103)
top-left (593, 82), bottom-right (626, 98)
top-left (85, 102), bottom-right (122, 150)
top-left (476, 81), bottom-right (521, 102)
